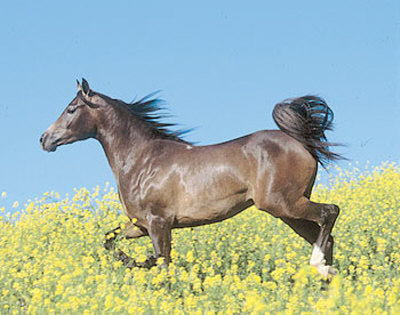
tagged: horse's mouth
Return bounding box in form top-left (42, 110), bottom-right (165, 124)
top-left (41, 140), bottom-right (58, 152)
top-left (40, 133), bottom-right (62, 152)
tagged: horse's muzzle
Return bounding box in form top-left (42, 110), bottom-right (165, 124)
top-left (40, 131), bottom-right (58, 152)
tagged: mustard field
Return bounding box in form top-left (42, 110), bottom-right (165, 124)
top-left (0, 163), bottom-right (399, 314)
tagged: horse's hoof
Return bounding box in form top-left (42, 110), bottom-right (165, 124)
top-left (143, 255), bottom-right (157, 268)
top-left (316, 264), bottom-right (336, 278)
top-left (328, 266), bottom-right (337, 275)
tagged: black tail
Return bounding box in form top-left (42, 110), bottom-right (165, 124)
top-left (272, 95), bottom-right (342, 166)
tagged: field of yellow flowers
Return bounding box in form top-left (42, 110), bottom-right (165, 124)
top-left (1, 162), bottom-right (399, 314)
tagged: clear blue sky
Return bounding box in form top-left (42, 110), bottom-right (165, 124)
top-left (0, 1), bottom-right (399, 207)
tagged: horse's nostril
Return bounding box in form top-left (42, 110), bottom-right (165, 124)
top-left (40, 133), bottom-right (47, 145)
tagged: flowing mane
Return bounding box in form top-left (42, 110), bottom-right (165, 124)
top-left (101, 92), bottom-right (192, 143)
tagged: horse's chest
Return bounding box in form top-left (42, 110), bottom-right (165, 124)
top-left (116, 178), bottom-right (143, 218)
top-left (117, 178), bottom-right (164, 223)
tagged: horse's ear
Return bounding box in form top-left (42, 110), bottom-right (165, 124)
top-left (77, 79), bottom-right (82, 92)
top-left (81, 78), bottom-right (91, 96)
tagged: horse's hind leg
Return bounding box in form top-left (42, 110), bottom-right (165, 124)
top-left (281, 172), bottom-right (335, 266)
top-left (295, 198), bottom-right (340, 276)
top-left (279, 217), bottom-right (335, 265)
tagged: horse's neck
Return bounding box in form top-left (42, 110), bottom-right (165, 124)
top-left (95, 108), bottom-right (153, 180)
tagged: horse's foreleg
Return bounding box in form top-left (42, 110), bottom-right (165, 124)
top-left (104, 220), bottom-right (148, 268)
top-left (148, 216), bottom-right (172, 268)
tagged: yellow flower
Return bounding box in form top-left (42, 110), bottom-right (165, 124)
top-left (104, 294), bottom-right (113, 310)
top-left (186, 250), bottom-right (194, 263)
top-left (0, 164), bottom-right (399, 313)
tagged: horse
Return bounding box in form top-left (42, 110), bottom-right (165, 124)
top-left (40, 78), bottom-right (342, 277)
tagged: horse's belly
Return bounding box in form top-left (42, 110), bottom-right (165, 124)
top-left (173, 194), bottom-right (253, 228)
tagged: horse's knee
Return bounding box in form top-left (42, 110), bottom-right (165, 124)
top-left (322, 204), bottom-right (340, 226)
top-left (329, 204), bottom-right (340, 218)
top-left (124, 224), bottom-right (147, 239)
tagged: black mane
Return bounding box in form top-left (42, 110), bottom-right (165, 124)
top-left (100, 92), bottom-right (192, 144)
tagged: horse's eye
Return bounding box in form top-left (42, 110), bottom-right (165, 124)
top-left (67, 107), bottom-right (77, 114)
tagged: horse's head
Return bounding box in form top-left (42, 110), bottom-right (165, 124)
top-left (40, 79), bottom-right (102, 152)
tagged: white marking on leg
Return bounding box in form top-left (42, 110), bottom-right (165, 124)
top-left (310, 244), bottom-right (336, 277)
top-left (310, 244), bottom-right (325, 267)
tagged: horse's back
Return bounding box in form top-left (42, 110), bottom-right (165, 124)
top-left (220, 129), bottom-right (316, 173)
top-left (162, 129), bottom-right (316, 182)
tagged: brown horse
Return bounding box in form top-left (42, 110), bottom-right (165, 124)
top-left (40, 79), bottom-right (342, 277)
